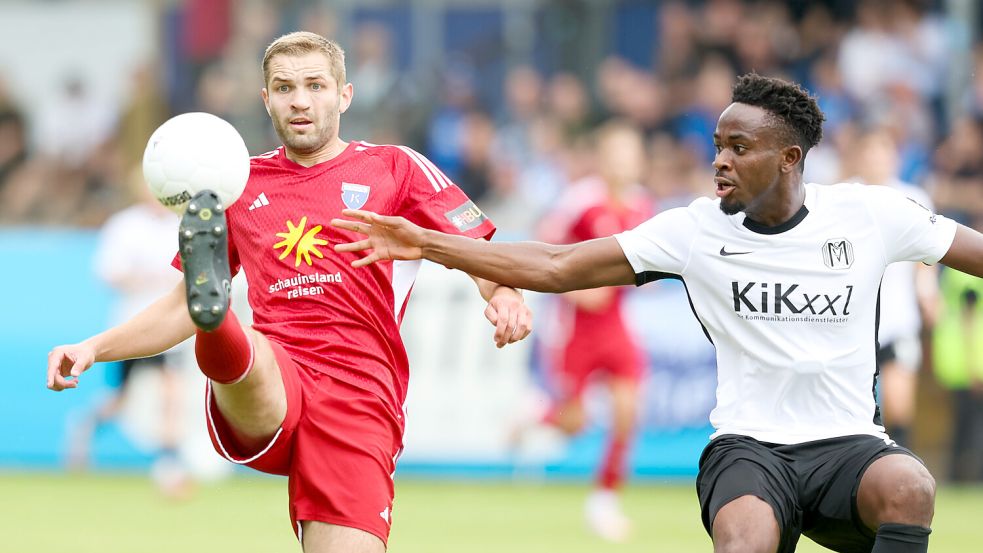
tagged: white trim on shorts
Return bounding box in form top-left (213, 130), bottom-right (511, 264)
top-left (205, 380), bottom-right (285, 464)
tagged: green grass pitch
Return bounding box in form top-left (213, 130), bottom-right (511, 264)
top-left (1, 473), bottom-right (978, 552)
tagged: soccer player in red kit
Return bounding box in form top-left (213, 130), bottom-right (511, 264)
top-left (533, 121), bottom-right (650, 541)
top-left (46, 32), bottom-right (532, 553)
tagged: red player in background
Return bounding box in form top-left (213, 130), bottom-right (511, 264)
top-left (533, 121), bottom-right (652, 542)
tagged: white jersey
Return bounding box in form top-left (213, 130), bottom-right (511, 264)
top-left (875, 180), bottom-right (933, 344)
top-left (615, 182), bottom-right (957, 444)
top-left (93, 203), bottom-right (182, 325)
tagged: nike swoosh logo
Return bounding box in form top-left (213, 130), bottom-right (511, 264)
top-left (720, 246), bottom-right (752, 256)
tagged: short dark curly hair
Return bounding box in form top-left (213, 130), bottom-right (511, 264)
top-left (732, 73), bottom-right (825, 156)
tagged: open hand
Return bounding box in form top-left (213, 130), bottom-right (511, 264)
top-left (332, 210), bottom-right (427, 267)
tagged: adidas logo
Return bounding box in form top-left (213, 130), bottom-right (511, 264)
top-left (248, 192), bottom-right (270, 211)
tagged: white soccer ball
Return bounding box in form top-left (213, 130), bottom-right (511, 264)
top-left (142, 112), bottom-right (250, 214)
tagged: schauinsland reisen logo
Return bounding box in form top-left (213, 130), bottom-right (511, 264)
top-left (274, 216), bottom-right (328, 267)
top-left (268, 216), bottom-right (342, 300)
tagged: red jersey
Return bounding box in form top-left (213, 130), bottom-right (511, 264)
top-left (179, 141), bottom-right (495, 408)
top-left (539, 177), bottom-right (650, 341)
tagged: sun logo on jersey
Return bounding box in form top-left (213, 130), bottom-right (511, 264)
top-left (274, 216), bottom-right (328, 267)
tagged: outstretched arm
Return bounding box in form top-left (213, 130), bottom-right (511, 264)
top-left (939, 224), bottom-right (983, 278)
top-left (331, 209), bottom-right (637, 293)
top-left (47, 282), bottom-right (196, 391)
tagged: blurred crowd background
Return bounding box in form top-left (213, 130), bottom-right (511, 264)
top-left (2, 0), bottom-right (982, 488)
top-left (2, 0), bottom-right (982, 232)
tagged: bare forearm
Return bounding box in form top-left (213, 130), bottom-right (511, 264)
top-left (423, 231), bottom-right (568, 292)
top-left (422, 231), bottom-right (635, 293)
top-left (468, 239), bottom-right (524, 301)
top-left (84, 283), bottom-right (196, 362)
top-left (332, 209), bottom-right (636, 291)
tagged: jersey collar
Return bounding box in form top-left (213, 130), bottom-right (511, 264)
top-left (277, 141), bottom-right (357, 172)
top-left (742, 203), bottom-right (810, 235)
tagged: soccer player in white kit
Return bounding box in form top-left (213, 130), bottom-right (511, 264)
top-left (333, 74), bottom-right (983, 553)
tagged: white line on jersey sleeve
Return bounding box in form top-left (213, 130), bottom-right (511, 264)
top-left (408, 147), bottom-right (454, 190)
top-left (397, 145), bottom-right (447, 193)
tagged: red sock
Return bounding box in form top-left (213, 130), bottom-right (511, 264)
top-left (598, 435), bottom-right (630, 490)
top-left (194, 310), bottom-right (253, 384)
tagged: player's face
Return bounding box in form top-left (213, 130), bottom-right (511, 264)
top-left (262, 52), bottom-right (352, 156)
top-left (712, 103), bottom-right (789, 216)
top-left (598, 127), bottom-right (645, 187)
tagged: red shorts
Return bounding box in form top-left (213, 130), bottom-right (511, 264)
top-left (547, 328), bottom-right (643, 399)
top-left (205, 341), bottom-right (404, 545)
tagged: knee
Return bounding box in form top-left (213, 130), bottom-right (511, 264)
top-left (560, 411), bottom-right (587, 435)
top-left (712, 497), bottom-right (780, 553)
top-left (554, 404), bottom-right (587, 435)
top-left (713, 524), bottom-right (778, 553)
top-left (888, 468), bottom-right (935, 517)
top-left (713, 532), bottom-right (775, 553)
top-left (872, 464), bottom-right (936, 525)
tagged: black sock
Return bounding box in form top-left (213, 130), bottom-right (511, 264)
top-left (871, 523), bottom-right (930, 553)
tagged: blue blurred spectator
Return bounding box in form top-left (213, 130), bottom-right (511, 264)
top-left (426, 56), bottom-right (479, 180)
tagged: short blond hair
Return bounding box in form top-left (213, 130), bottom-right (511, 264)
top-left (262, 31), bottom-right (346, 88)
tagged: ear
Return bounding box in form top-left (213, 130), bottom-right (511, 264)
top-left (781, 145), bottom-right (803, 173)
top-left (339, 82), bottom-right (353, 114)
top-left (261, 88), bottom-right (271, 116)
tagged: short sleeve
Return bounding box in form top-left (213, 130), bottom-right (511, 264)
top-left (614, 205), bottom-right (701, 281)
top-left (863, 185), bottom-right (957, 265)
top-left (391, 146), bottom-right (496, 240)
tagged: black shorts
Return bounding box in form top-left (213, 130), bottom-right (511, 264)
top-left (875, 342), bottom-right (897, 366)
top-left (696, 434), bottom-right (919, 553)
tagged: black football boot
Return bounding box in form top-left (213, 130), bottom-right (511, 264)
top-left (178, 190), bottom-right (231, 331)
